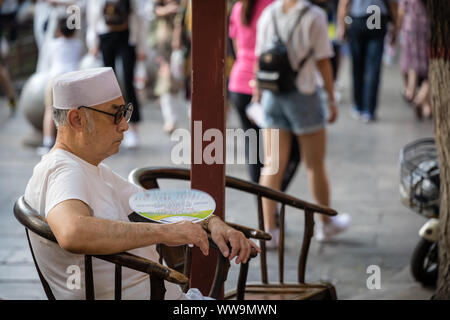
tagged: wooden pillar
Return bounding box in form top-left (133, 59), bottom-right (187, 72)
top-left (190, 0), bottom-right (227, 296)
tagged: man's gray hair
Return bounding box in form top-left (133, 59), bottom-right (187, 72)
top-left (52, 108), bottom-right (69, 128)
top-left (52, 107), bottom-right (95, 132)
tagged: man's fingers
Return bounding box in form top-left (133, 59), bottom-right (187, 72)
top-left (197, 230), bottom-right (209, 256)
top-left (228, 236), bottom-right (240, 261)
top-left (249, 239), bottom-right (261, 253)
top-left (237, 238), bottom-right (250, 264)
top-left (213, 236), bottom-right (230, 258)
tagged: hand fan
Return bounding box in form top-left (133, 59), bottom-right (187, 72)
top-left (129, 189), bottom-right (216, 224)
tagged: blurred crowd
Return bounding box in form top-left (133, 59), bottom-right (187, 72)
top-left (0, 0), bottom-right (432, 144)
top-left (1, 0), bottom-right (193, 151)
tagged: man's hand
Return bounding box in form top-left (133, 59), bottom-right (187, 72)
top-left (208, 217), bottom-right (261, 264)
top-left (161, 221), bottom-right (210, 256)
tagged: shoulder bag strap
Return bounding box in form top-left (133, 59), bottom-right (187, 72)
top-left (271, 9), bottom-right (282, 42)
top-left (272, 4), bottom-right (310, 45)
top-left (291, 5), bottom-right (314, 72)
top-left (287, 4), bottom-right (311, 45)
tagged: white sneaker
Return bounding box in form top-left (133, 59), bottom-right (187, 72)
top-left (123, 130), bottom-right (139, 149)
top-left (265, 228), bottom-right (279, 250)
top-left (315, 213), bottom-right (351, 242)
top-left (350, 108), bottom-right (362, 121)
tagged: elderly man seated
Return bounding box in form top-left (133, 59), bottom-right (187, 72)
top-left (24, 67), bottom-right (259, 299)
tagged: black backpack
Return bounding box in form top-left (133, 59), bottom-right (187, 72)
top-left (104, 0), bottom-right (131, 26)
top-left (257, 5), bottom-right (312, 93)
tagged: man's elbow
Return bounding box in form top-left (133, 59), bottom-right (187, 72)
top-left (55, 224), bottom-right (86, 254)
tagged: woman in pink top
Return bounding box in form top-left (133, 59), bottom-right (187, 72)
top-left (228, 0), bottom-right (300, 193)
top-left (228, 0), bottom-right (272, 95)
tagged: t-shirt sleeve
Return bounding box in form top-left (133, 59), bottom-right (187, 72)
top-left (310, 11), bottom-right (334, 60)
top-left (45, 163), bottom-right (92, 217)
top-left (101, 165), bottom-right (144, 216)
top-left (229, 3), bottom-right (240, 39)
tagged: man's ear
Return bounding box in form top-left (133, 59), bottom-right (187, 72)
top-left (67, 109), bottom-right (83, 130)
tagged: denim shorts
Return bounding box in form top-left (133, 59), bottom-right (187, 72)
top-left (261, 89), bottom-right (326, 135)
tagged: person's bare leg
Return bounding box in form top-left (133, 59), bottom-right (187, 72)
top-left (0, 64), bottom-right (16, 108)
top-left (405, 69), bottom-right (417, 102)
top-left (297, 129), bottom-right (331, 224)
top-left (402, 72), bottom-right (408, 99)
top-left (259, 129), bottom-right (292, 231)
top-left (413, 80), bottom-right (429, 106)
top-left (42, 105), bottom-right (55, 144)
top-left (415, 81), bottom-right (432, 118)
top-left (160, 92), bottom-right (177, 133)
top-left (42, 80), bottom-right (55, 149)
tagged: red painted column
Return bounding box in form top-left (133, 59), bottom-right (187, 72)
top-left (190, 0), bottom-right (226, 296)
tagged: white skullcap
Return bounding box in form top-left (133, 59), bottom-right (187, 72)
top-left (53, 67), bottom-right (122, 109)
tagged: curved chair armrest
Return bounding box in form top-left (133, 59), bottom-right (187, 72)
top-left (206, 234), bottom-right (259, 259)
top-left (224, 222), bottom-right (272, 241)
top-left (95, 252), bottom-right (188, 285)
top-left (128, 167), bottom-right (337, 216)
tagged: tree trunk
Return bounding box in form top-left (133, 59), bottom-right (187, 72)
top-left (428, 0), bottom-right (450, 300)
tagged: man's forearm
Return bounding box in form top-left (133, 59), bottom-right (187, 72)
top-left (60, 216), bottom-right (169, 255)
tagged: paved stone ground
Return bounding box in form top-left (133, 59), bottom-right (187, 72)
top-left (0, 57), bottom-right (436, 299)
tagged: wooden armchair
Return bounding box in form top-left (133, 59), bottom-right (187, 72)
top-left (129, 167), bottom-right (339, 300)
top-left (14, 195), bottom-right (266, 300)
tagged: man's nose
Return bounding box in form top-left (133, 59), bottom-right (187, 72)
top-left (117, 118), bottom-right (129, 132)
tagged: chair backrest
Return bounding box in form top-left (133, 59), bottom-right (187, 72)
top-left (13, 196), bottom-right (188, 300)
top-left (129, 167), bottom-right (338, 285)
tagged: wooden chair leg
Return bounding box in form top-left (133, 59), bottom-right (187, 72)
top-left (150, 275), bottom-right (166, 300)
top-left (115, 264), bottom-right (122, 300)
top-left (85, 255), bottom-right (95, 300)
top-left (236, 261), bottom-right (250, 300)
top-left (208, 254), bottom-right (231, 299)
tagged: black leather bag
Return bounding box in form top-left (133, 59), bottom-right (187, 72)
top-left (257, 5), bottom-right (312, 93)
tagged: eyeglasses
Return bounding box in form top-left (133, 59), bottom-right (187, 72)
top-left (78, 103), bottom-right (133, 125)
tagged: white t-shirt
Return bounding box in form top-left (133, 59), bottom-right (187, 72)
top-left (255, 0), bottom-right (333, 94)
top-left (41, 37), bottom-right (83, 78)
top-left (24, 149), bottom-right (185, 300)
